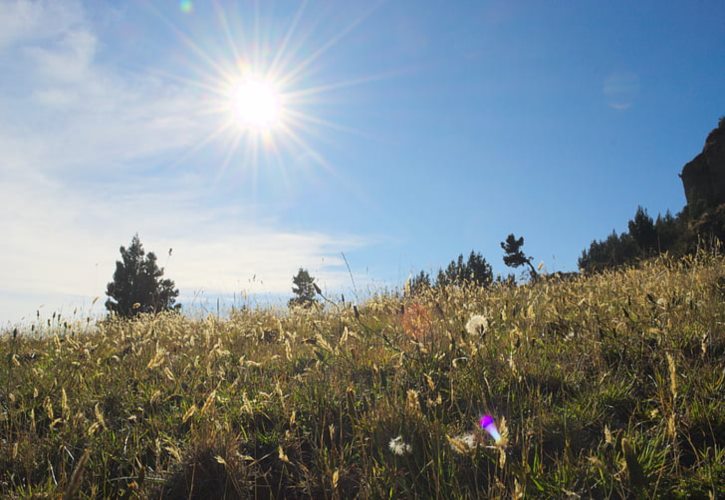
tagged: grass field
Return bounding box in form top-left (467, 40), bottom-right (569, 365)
top-left (1, 252), bottom-right (723, 498)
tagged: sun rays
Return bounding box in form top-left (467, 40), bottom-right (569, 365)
top-left (141, 0), bottom-right (384, 188)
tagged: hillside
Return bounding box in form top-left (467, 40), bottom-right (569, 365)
top-left (1, 252), bottom-right (723, 498)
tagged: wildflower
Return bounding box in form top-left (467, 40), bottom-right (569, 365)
top-left (465, 314), bottom-right (488, 336)
top-left (389, 435), bottom-right (412, 455)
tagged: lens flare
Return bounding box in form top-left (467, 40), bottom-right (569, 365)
top-left (479, 415), bottom-right (501, 443)
top-left (146, 0), bottom-right (384, 186)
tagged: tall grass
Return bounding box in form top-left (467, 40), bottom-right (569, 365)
top-left (1, 252), bottom-right (723, 498)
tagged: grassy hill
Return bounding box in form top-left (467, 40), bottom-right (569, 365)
top-left (1, 252), bottom-right (723, 498)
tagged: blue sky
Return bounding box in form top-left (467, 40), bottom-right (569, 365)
top-left (1, 0), bottom-right (724, 323)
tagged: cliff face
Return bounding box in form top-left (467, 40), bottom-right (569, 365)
top-left (680, 118), bottom-right (725, 217)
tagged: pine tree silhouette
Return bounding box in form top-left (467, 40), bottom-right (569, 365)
top-left (105, 234), bottom-right (180, 317)
top-left (289, 268), bottom-right (319, 308)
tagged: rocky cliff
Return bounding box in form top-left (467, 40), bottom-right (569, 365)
top-left (680, 117), bottom-right (725, 217)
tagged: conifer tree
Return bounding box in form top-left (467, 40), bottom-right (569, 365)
top-left (436, 251), bottom-right (493, 287)
top-left (628, 206), bottom-right (658, 255)
top-left (407, 270), bottom-right (432, 296)
top-left (105, 234), bottom-right (180, 317)
top-left (501, 234), bottom-right (538, 280)
top-left (289, 268), bottom-right (319, 308)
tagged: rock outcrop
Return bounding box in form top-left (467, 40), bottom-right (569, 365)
top-left (680, 117), bottom-right (725, 217)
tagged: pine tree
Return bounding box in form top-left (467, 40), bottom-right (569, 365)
top-left (628, 206), bottom-right (657, 255)
top-left (289, 268), bottom-right (319, 308)
top-left (105, 234), bottom-right (180, 317)
top-left (578, 230), bottom-right (640, 273)
top-left (578, 206), bottom-right (694, 273)
top-left (436, 251), bottom-right (493, 288)
top-left (501, 234), bottom-right (538, 280)
top-left (407, 270), bottom-right (432, 296)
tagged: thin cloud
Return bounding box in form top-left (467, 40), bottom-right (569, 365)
top-left (0, 0), bottom-right (374, 323)
top-left (603, 71), bottom-right (640, 111)
top-left (0, 0), bottom-right (84, 50)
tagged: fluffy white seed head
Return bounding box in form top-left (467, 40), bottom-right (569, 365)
top-left (388, 435), bottom-right (412, 456)
top-left (465, 314), bottom-right (488, 336)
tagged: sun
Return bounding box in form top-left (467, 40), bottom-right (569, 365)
top-left (228, 76), bottom-right (284, 131)
top-left (150, 0), bottom-right (383, 181)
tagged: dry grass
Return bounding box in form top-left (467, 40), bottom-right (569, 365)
top-left (1, 252), bottom-right (723, 498)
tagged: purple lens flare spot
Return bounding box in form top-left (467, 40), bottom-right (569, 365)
top-left (479, 414), bottom-right (502, 443)
top-left (480, 415), bottom-right (494, 429)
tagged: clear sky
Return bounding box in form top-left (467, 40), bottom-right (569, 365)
top-left (1, 0), bottom-right (724, 324)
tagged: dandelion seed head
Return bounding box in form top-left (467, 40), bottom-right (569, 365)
top-left (465, 314), bottom-right (488, 336)
top-left (459, 432), bottom-right (477, 449)
top-left (388, 435), bottom-right (412, 455)
top-left (448, 432), bottom-right (478, 455)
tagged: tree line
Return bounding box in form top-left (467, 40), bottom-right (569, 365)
top-left (103, 232), bottom-right (539, 317)
top-left (578, 207), bottom-right (690, 272)
top-left (406, 233), bottom-right (539, 295)
top-left (579, 117), bottom-right (724, 272)
top-left (103, 235), bottom-right (324, 317)
top-left (104, 219), bottom-right (716, 317)
top-left (105, 118), bottom-right (724, 316)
